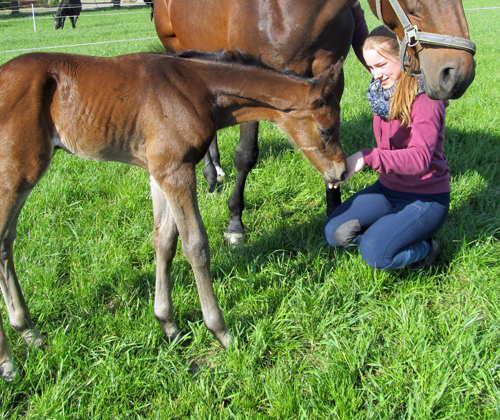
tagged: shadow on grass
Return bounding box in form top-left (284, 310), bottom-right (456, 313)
top-left (203, 115), bottom-right (500, 288)
top-left (20, 114), bottom-right (496, 356)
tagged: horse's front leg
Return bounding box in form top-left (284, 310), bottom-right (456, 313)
top-left (326, 184), bottom-right (342, 216)
top-left (202, 135), bottom-right (226, 194)
top-left (151, 166), bottom-right (231, 348)
top-left (224, 121), bottom-right (259, 245)
top-left (209, 135), bottom-right (226, 183)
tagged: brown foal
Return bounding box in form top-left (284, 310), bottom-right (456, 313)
top-left (0, 50), bottom-right (346, 381)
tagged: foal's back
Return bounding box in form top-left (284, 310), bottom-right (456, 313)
top-left (0, 53), bottom-right (216, 170)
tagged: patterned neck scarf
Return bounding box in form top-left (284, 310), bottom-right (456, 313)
top-left (366, 78), bottom-right (397, 120)
top-left (366, 77), bottom-right (426, 120)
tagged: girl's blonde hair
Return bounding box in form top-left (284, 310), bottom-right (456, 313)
top-left (363, 26), bottom-right (419, 126)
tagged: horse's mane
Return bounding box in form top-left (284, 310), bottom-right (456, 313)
top-left (176, 49), bottom-right (264, 67)
top-left (152, 46), bottom-right (309, 82)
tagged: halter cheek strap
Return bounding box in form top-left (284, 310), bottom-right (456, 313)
top-left (376, 0), bottom-right (477, 77)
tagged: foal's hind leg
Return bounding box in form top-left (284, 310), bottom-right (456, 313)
top-left (224, 121), bottom-right (259, 245)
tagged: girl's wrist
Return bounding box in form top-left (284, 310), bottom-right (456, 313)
top-left (353, 151), bottom-right (365, 173)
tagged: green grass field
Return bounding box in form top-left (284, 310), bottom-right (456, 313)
top-left (0, 1), bottom-right (499, 418)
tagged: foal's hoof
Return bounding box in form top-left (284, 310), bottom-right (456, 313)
top-left (23, 329), bottom-right (45, 348)
top-left (217, 330), bottom-right (233, 350)
top-left (223, 231), bottom-right (245, 246)
top-left (1, 360), bottom-right (16, 383)
top-left (166, 330), bottom-right (183, 346)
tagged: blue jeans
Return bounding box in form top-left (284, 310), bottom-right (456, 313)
top-left (323, 181), bottom-right (450, 270)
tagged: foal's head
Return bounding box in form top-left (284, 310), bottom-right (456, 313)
top-left (277, 63), bottom-right (347, 185)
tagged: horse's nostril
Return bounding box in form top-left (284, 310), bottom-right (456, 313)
top-left (440, 67), bottom-right (454, 85)
top-left (340, 170), bottom-right (348, 182)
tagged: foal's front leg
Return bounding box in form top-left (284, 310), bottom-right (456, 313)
top-left (150, 177), bottom-right (181, 341)
top-left (151, 167), bottom-right (232, 348)
top-left (0, 316), bottom-right (15, 382)
top-left (0, 206), bottom-right (45, 382)
top-left (0, 216), bottom-right (45, 348)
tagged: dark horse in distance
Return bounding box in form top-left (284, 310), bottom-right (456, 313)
top-left (0, 51), bottom-right (346, 381)
top-left (54, 0), bottom-right (82, 29)
top-left (153, 0), bottom-right (476, 244)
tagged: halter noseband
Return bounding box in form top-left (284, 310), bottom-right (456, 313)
top-left (375, 0), bottom-right (477, 76)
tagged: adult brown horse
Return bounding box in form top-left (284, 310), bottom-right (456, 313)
top-left (0, 50), bottom-right (345, 382)
top-left (153, 0), bottom-right (476, 244)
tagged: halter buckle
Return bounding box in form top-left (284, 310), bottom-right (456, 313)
top-left (401, 44), bottom-right (422, 77)
top-left (405, 26), bottom-right (419, 48)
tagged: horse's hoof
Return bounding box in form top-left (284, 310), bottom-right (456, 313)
top-left (203, 164), bottom-right (218, 193)
top-left (0, 360), bottom-right (16, 383)
top-left (215, 166), bottom-right (226, 182)
top-left (207, 182), bottom-right (218, 194)
top-left (224, 231), bottom-right (245, 246)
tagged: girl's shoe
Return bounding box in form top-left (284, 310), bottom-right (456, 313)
top-left (423, 239), bottom-right (440, 270)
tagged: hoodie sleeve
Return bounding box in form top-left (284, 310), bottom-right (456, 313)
top-left (361, 95), bottom-right (446, 176)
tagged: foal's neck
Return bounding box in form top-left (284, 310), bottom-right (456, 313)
top-left (202, 63), bottom-right (314, 127)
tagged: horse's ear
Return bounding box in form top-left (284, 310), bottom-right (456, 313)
top-left (309, 58), bottom-right (344, 108)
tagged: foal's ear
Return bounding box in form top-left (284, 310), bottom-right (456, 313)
top-left (309, 58), bottom-right (345, 107)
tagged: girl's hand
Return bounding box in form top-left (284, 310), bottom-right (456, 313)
top-left (345, 151), bottom-right (365, 182)
top-left (329, 151), bottom-right (365, 188)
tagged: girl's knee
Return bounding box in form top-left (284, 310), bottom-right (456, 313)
top-left (324, 219), bottom-right (362, 247)
top-left (359, 236), bottom-right (389, 269)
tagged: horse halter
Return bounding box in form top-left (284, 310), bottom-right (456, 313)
top-left (375, 0), bottom-right (477, 76)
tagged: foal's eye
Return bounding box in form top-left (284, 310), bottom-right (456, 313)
top-left (320, 127), bottom-right (335, 138)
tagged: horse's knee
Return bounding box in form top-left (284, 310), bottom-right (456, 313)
top-left (234, 144), bottom-right (259, 172)
top-left (234, 123), bottom-right (259, 172)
